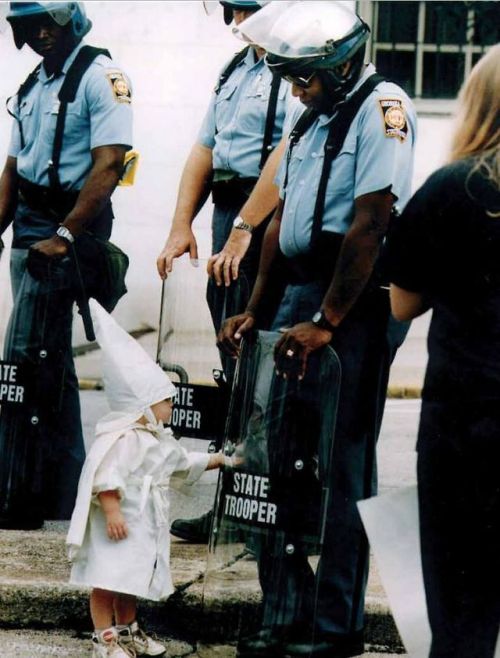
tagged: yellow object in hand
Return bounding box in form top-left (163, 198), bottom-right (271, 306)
top-left (119, 150), bottom-right (139, 186)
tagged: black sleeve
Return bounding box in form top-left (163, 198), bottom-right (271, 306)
top-left (382, 169), bottom-right (447, 293)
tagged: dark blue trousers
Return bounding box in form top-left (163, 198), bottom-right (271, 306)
top-left (259, 280), bottom-right (394, 636)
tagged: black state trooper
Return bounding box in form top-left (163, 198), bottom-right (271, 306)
top-left (217, 3), bottom-right (417, 656)
top-left (157, 0), bottom-right (295, 544)
top-left (0, 1), bottom-right (133, 529)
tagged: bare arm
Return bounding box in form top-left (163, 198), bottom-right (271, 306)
top-left (206, 453), bottom-right (225, 470)
top-left (157, 143), bottom-right (213, 279)
top-left (98, 490), bottom-right (128, 541)
top-left (322, 190), bottom-right (393, 326)
top-left (208, 136), bottom-right (287, 286)
top-left (274, 190), bottom-right (394, 379)
top-left (390, 284), bottom-right (429, 321)
top-left (217, 203), bottom-right (283, 357)
top-left (31, 145), bottom-right (127, 258)
top-left (0, 156), bottom-right (19, 236)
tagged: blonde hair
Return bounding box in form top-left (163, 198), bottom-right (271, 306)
top-left (450, 44), bottom-right (500, 166)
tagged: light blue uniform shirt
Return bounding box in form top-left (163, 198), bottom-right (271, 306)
top-left (8, 41), bottom-right (133, 191)
top-left (197, 47), bottom-right (293, 179)
top-left (277, 64), bottom-right (417, 258)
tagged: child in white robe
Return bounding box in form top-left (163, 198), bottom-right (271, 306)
top-left (66, 301), bottom-right (225, 658)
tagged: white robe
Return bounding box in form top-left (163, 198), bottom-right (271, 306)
top-left (67, 412), bottom-right (209, 601)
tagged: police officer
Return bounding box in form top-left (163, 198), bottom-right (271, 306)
top-left (157, 0), bottom-right (293, 544)
top-left (218, 2), bottom-right (417, 656)
top-left (0, 1), bottom-right (133, 528)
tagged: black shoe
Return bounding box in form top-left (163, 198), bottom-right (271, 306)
top-left (237, 628), bottom-right (286, 658)
top-left (284, 630), bottom-right (364, 658)
top-left (170, 510), bottom-right (213, 543)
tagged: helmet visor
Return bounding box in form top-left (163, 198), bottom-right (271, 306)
top-left (0, 2), bottom-right (8, 33)
top-left (6, 1), bottom-right (75, 26)
top-left (234, 0), bottom-right (363, 58)
top-left (202, 1), bottom-right (219, 16)
top-left (44, 5), bottom-right (75, 27)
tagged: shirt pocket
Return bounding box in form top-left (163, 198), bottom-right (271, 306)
top-left (239, 76), bottom-right (285, 135)
top-left (214, 82), bottom-right (237, 134)
top-left (41, 98), bottom-right (88, 149)
top-left (283, 143), bottom-right (306, 193)
top-left (18, 97), bottom-right (35, 145)
top-left (325, 134), bottom-right (357, 198)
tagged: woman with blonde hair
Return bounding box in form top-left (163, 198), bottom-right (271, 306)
top-left (384, 44), bottom-right (500, 657)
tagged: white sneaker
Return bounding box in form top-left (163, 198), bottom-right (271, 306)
top-left (118, 621), bottom-right (166, 656)
top-left (92, 627), bottom-right (137, 657)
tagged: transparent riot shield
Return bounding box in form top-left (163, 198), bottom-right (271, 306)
top-left (202, 330), bottom-right (341, 648)
top-left (0, 255), bottom-right (85, 528)
top-left (157, 254), bottom-right (250, 446)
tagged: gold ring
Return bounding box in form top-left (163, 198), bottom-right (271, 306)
top-left (286, 349), bottom-right (294, 358)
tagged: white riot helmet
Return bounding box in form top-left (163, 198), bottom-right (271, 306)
top-left (234, 1), bottom-right (370, 106)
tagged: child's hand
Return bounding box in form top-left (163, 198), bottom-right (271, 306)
top-left (105, 509), bottom-right (128, 541)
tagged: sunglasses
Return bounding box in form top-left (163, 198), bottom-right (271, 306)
top-left (283, 72), bottom-right (316, 89)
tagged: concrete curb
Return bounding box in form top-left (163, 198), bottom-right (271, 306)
top-left (0, 583), bottom-right (403, 651)
top-left (78, 378), bottom-right (422, 399)
top-left (0, 529), bottom-right (404, 651)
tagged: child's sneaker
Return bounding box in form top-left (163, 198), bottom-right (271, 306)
top-left (92, 627), bottom-right (136, 657)
top-left (118, 621), bottom-right (166, 656)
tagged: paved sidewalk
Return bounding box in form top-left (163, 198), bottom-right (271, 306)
top-left (0, 525), bottom-right (403, 652)
top-left (0, 321), bottom-right (427, 652)
top-left (0, 395), bottom-right (422, 653)
top-left (0, 629), bottom-right (406, 657)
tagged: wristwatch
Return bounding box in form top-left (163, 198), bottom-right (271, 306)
top-left (56, 225), bottom-right (75, 244)
top-left (233, 216), bottom-right (254, 233)
top-left (312, 309), bottom-right (336, 332)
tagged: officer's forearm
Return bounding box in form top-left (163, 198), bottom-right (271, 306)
top-left (171, 143), bottom-right (213, 230)
top-left (61, 145), bottom-right (127, 237)
top-left (238, 137), bottom-right (286, 227)
top-left (322, 192), bottom-right (392, 326)
top-left (0, 156), bottom-right (19, 234)
top-left (246, 209), bottom-right (282, 316)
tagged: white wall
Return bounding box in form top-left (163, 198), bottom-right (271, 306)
top-left (0, 1), bottom-right (454, 348)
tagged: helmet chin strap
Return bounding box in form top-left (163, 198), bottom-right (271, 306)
top-left (318, 47), bottom-right (367, 114)
top-left (316, 71), bottom-right (348, 115)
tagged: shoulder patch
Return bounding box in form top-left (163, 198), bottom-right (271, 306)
top-left (378, 99), bottom-right (408, 142)
top-left (106, 71), bottom-right (131, 104)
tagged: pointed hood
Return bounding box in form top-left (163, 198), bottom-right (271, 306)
top-left (89, 300), bottom-right (176, 421)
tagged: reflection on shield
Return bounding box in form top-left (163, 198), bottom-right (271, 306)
top-left (0, 259), bottom-right (84, 528)
top-left (203, 330), bottom-right (341, 645)
top-left (156, 255), bottom-right (249, 445)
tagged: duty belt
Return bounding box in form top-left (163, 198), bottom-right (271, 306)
top-left (18, 177), bottom-right (78, 220)
top-left (211, 175), bottom-right (258, 207)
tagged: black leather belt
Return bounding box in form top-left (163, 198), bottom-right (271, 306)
top-left (18, 177), bottom-right (78, 219)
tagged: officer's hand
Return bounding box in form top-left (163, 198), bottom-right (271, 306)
top-left (31, 235), bottom-right (69, 259)
top-left (217, 312), bottom-right (256, 358)
top-left (156, 227), bottom-right (198, 280)
top-left (274, 322), bottom-right (333, 380)
top-left (208, 228), bottom-right (252, 287)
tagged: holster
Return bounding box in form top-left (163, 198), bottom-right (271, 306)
top-left (211, 176), bottom-right (258, 207)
